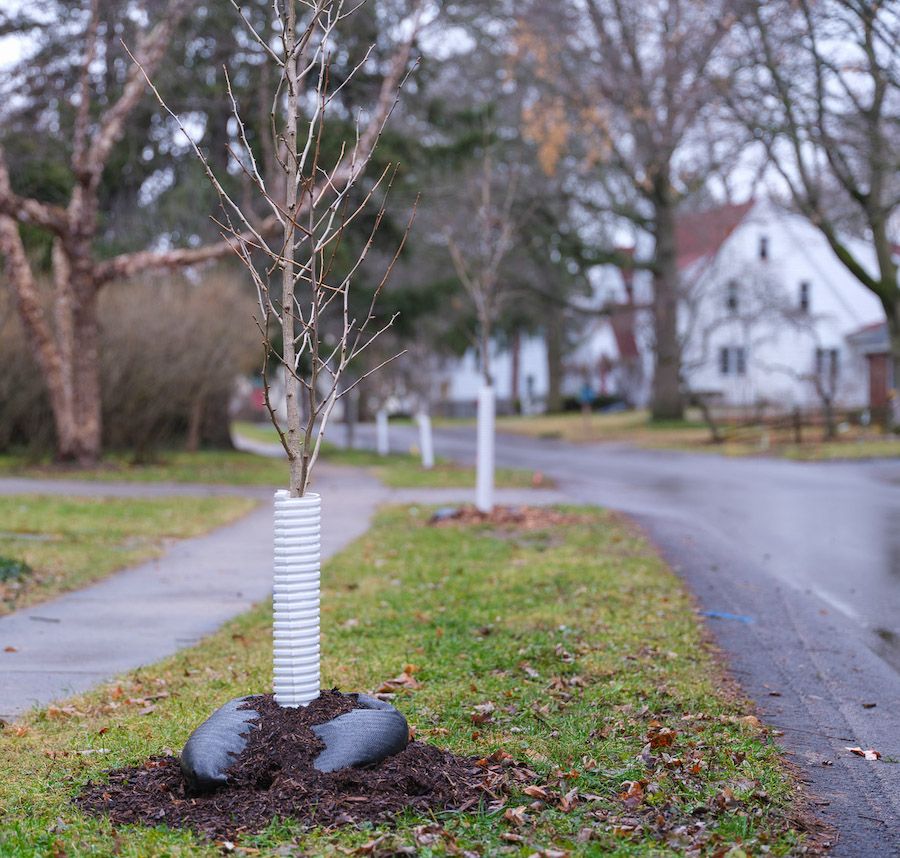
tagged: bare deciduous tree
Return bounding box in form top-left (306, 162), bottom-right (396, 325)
top-left (0, 0), bottom-right (416, 466)
top-left (138, 0), bottom-right (420, 496)
top-left (445, 150), bottom-right (520, 388)
top-left (513, 0), bottom-right (746, 420)
top-left (729, 0), bottom-right (900, 420)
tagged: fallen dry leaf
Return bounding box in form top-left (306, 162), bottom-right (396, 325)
top-left (846, 746), bottom-right (881, 761)
top-left (470, 701), bottom-right (495, 724)
top-left (46, 706), bottom-right (85, 719)
top-left (375, 669), bottom-right (422, 694)
top-left (618, 780), bottom-right (645, 809)
top-left (523, 785), bottom-right (549, 800)
top-left (4, 646), bottom-right (17, 653)
top-left (503, 806), bottom-right (529, 827)
top-left (647, 722), bottom-right (676, 749)
top-left (520, 662), bottom-right (540, 680)
top-left (559, 787), bottom-right (579, 812)
top-left (500, 832), bottom-right (524, 843)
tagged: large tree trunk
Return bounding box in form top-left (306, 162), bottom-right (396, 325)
top-left (67, 286), bottom-right (103, 464)
top-left (650, 186), bottom-right (684, 421)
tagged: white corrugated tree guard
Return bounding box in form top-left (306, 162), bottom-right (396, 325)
top-left (475, 384), bottom-right (495, 512)
top-left (376, 409), bottom-right (390, 457)
top-left (416, 411), bottom-right (434, 469)
top-left (142, 0), bottom-right (418, 708)
top-left (273, 490), bottom-right (321, 706)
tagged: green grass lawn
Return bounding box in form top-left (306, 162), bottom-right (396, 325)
top-left (0, 431), bottom-right (547, 490)
top-left (496, 410), bottom-right (900, 460)
top-left (0, 506), bottom-right (806, 856)
top-left (0, 449), bottom-right (289, 486)
top-left (233, 420), bottom-right (547, 488)
top-left (0, 494), bottom-right (256, 615)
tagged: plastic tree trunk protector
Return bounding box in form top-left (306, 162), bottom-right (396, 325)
top-left (417, 412), bottom-right (434, 469)
top-left (273, 490), bottom-right (321, 707)
top-left (476, 384), bottom-right (495, 513)
top-left (376, 409), bottom-right (389, 456)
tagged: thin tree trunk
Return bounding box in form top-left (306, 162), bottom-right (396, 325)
top-left (545, 308), bottom-right (563, 413)
top-left (650, 187), bottom-right (684, 421)
top-left (280, 2), bottom-right (304, 496)
top-left (186, 396), bottom-right (204, 452)
top-left (510, 329), bottom-right (521, 413)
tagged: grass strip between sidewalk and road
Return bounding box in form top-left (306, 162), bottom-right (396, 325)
top-left (0, 439), bottom-right (547, 491)
top-left (495, 410), bottom-right (900, 460)
top-left (0, 494), bottom-right (256, 615)
top-left (0, 505), bottom-right (807, 856)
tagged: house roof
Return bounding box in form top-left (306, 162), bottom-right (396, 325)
top-left (675, 200), bottom-right (755, 269)
top-left (846, 320), bottom-right (890, 354)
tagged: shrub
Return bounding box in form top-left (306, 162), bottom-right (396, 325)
top-left (0, 269), bottom-right (258, 459)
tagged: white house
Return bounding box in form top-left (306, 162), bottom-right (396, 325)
top-left (675, 199), bottom-right (887, 411)
top-left (432, 198), bottom-right (890, 415)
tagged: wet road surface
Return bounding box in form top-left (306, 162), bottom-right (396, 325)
top-left (335, 421), bottom-right (900, 854)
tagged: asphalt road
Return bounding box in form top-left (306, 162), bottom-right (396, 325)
top-left (337, 420), bottom-right (900, 855)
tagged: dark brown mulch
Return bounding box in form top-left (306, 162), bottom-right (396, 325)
top-left (430, 504), bottom-right (586, 531)
top-left (76, 691), bottom-right (532, 840)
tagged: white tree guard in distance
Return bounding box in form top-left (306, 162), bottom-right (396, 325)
top-left (417, 412), bottom-right (434, 469)
top-left (376, 409), bottom-right (390, 456)
top-left (273, 490), bottom-right (321, 707)
top-left (476, 384), bottom-right (495, 513)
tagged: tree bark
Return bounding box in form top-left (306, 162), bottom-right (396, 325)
top-left (545, 307), bottom-right (563, 413)
top-left (889, 309), bottom-right (900, 430)
top-left (68, 285), bottom-right (103, 463)
top-left (510, 329), bottom-right (521, 413)
top-left (649, 183), bottom-right (684, 421)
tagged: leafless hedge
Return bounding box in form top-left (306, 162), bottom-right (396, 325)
top-left (0, 269), bottom-right (257, 459)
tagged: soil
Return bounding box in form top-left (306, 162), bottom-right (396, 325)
top-left (430, 504), bottom-right (586, 531)
top-left (77, 690), bottom-right (532, 840)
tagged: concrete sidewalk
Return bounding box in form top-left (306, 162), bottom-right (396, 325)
top-left (0, 466), bottom-right (388, 722)
top-left (0, 466), bottom-right (561, 722)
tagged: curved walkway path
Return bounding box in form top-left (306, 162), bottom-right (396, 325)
top-left (0, 463), bottom-right (561, 723)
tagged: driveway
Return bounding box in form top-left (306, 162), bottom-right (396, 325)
top-left (334, 420), bottom-right (900, 855)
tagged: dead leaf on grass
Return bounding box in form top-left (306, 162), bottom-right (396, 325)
top-left (503, 806), bottom-right (529, 826)
top-left (375, 667), bottom-right (422, 694)
top-left (523, 785), bottom-right (549, 800)
top-left (559, 787), bottom-right (579, 812)
top-left (618, 781), bottom-right (645, 809)
top-left (470, 701), bottom-right (495, 724)
top-left (46, 706), bottom-right (85, 719)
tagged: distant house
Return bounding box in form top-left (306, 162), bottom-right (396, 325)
top-left (675, 199), bottom-right (887, 411)
top-left (433, 199), bottom-right (891, 416)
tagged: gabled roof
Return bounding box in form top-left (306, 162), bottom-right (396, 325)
top-left (847, 320), bottom-right (889, 354)
top-left (675, 200), bottom-right (755, 269)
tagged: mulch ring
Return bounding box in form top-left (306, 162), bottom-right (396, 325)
top-left (429, 505), bottom-right (587, 531)
top-left (76, 691), bottom-right (535, 840)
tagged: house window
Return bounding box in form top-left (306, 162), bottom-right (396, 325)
top-left (759, 235), bottom-right (769, 261)
top-left (815, 347), bottom-right (839, 379)
top-left (726, 280), bottom-right (739, 314)
top-left (719, 346), bottom-right (747, 376)
top-left (799, 281), bottom-right (810, 312)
